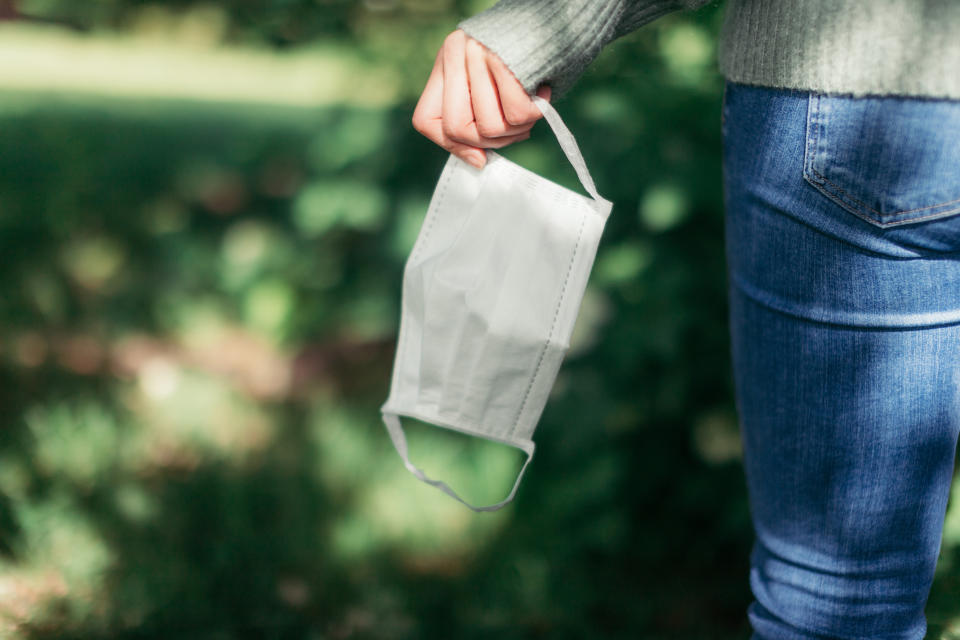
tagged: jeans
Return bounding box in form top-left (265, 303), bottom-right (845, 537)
top-left (722, 82), bottom-right (960, 640)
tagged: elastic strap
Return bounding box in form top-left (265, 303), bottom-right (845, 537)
top-left (532, 95), bottom-right (606, 206)
top-left (382, 412), bottom-right (535, 512)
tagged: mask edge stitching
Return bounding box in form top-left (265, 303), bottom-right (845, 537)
top-left (508, 210), bottom-right (587, 437)
top-left (390, 157), bottom-right (457, 404)
top-left (410, 156), bottom-right (457, 264)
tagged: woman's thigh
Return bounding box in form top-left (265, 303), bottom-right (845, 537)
top-left (722, 82), bottom-right (960, 640)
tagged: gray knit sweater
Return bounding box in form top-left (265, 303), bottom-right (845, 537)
top-left (459, 0), bottom-right (960, 100)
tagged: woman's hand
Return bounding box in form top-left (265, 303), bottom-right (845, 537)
top-left (412, 29), bottom-right (552, 169)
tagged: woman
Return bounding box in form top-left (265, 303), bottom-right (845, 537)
top-left (411, 1), bottom-right (960, 638)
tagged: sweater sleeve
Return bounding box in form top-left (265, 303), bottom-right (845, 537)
top-left (458, 0), bottom-right (711, 98)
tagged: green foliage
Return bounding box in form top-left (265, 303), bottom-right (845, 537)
top-left (16, 0), bottom-right (483, 47)
top-left (0, 2), bottom-right (959, 639)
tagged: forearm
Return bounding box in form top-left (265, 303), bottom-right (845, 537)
top-left (459, 0), bottom-right (710, 98)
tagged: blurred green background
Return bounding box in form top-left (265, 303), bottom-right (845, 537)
top-left (1, 1), bottom-right (960, 638)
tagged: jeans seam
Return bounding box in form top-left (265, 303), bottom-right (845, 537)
top-left (721, 81), bottom-right (728, 132)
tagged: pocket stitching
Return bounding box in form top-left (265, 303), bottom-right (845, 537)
top-left (809, 167), bottom-right (960, 222)
top-left (803, 94), bottom-right (960, 228)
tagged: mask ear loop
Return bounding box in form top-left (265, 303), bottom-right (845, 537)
top-left (531, 95), bottom-right (613, 216)
top-left (382, 412), bottom-right (535, 512)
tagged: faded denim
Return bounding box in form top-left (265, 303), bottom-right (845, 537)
top-left (722, 81), bottom-right (960, 640)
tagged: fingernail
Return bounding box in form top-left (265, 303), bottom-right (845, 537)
top-left (468, 152), bottom-right (485, 169)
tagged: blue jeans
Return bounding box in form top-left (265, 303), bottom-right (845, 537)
top-left (723, 82), bottom-right (960, 639)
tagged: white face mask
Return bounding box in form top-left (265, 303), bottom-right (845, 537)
top-left (380, 96), bottom-right (612, 511)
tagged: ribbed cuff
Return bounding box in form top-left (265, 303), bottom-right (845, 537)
top-left (459, 0), bottom-right (683, 98)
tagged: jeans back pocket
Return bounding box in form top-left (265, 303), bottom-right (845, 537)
top-left (803, 93), bottom-right (960, 228)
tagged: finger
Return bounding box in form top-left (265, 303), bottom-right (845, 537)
top-left (474, 130), bottom-right (532, 149)
top-left (441, 31), bottom-right (483, 147)
top-left (417, 111), bottom-right (528, 162)
top-left (442, 32), bottom-right (533, 149)
top-left (466, 38), bottom-right (529, 139)
top-left (412, 48), bottom-right (444, 140)
top-left (487, 52), bottom-right (543, 125)
top-left (420, 116), bottom-right (491, 167)
top-left (414, 47), bottom-right (487, 168)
